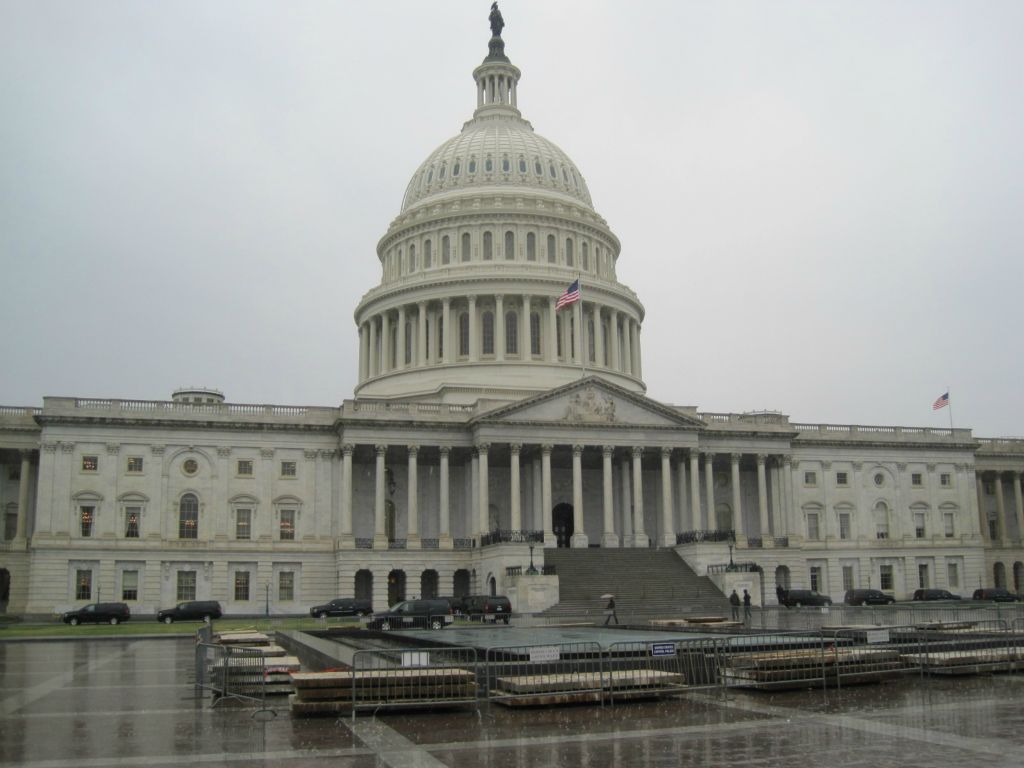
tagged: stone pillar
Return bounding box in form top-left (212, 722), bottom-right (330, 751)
top-left (520, 296), bottom-right (531, 359)
top-left (757, 454), bottom-right (770, 537)
top-left (439, 447), bottom-right (452, 548)
top-left (622, 318), bottom-right (632, 376)
top-left (468, 295), bottom-right (478, 362)
top-left (358, 324), bottom-right (368, 382)
top-left (477, 443), bottom-right (490, 535)
top-left (532, 457), bottom-right (543, 531)
top-left (704, 453), bottom-right (715, 529)
top-left (15, 450), bottom-right (31, 540)
top-left (541, 444), bottom-right (554, 546)
top-left (442, 298), bottom-right (452, 364)
top-left (571, 445), bottom-right (588, 547)
top-left (1014, 472), bottom-right (1024, 542)
top-left (632, 322), bottom-right (642, 379)
top-left (659, 448), bottom-right (674, 547)
top-left (340, 444), bottom-right (354, 543)
top-left (547, 297), bottom-right (558, 362)
top-left (495, 295), bottom-right (505, 361)
top-left (608, 310), bottom-right (620, 371)
top-left (593, 305), bottom-right (604, 367)
top-left (368, 317), bottom-right (378, 377)
top-left (396, 305), bottom-right (407, 370)
top-left (417, 301), bottom-right (428, 366)
top-left (995, 472), bottom-right (1008, 545)
top-left (620, 458), bottom-right (633, 543)
top-left (573, 305), bottom-right (583, 365)
top-left (675, 455), bottom-right (688, 533)
top-left (380, 312), bottom-right (391, 373)
top-left (510, 443), bottom-right (522, 531)
top-left (731, 453), bottom-right (745, 540)
top-left (631, 447), bottom-right (648, 547)
top-left (782, 455), bottom-right (794, 537)
top-left (406, 446), bottom-right (419, 548)
top-left (689, 451), bottom-right (701, 531)
top-left (977, 471), bottom-right (990, 542)
top-left (373, 445), bottom-right (387, 546)
top-left (602, 446), bottom-right (618, 547)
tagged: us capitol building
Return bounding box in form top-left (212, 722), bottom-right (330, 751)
top-left (2, 8), bottom-right (1023, 616)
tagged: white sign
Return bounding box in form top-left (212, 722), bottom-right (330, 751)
top-left (401, 651), bottom-right (431, 667)
top-left (865, 629), bottom-right (890, 644)
top-left (650, 642), bottom-right (676, 657)
top-left (529, 646), bottom-right (560, 663)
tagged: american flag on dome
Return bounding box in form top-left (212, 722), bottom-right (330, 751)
top-left (932, 392), bottom-right (950, 410)
top-left (555, 279), bottom-right (580, 310)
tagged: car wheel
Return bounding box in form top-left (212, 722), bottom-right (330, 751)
top-left (163, 616), bottom-right (173, 625)
top-left (110, 617), bottom-right (119, 625)
top-left (430, 619), bottom-right (443, 630)
top-left (69, 617), bottom-right (79, 626)
top-left (380, 620), bottom-right (391, 631)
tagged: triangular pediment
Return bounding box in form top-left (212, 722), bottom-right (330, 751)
top-left (472, 377), bottom-right (706, 430)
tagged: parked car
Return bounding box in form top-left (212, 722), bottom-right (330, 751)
top-left (365, 598), bottom-right (454, 631)
top-left (913, 589), bottom-right (961, 601)
top-left (844, 589), bottom-right (896, 606)
top-left (62, 602), bottom-right (131, 626)
top-left (309, 598), bottom-right (373, 619)
top-left (156, 600), bottom-right (223, 624)
top-left (462, 594), bottom-right (513, 622)
top-left (972, 588), bottom-right (1020, 602)
top-left (438, 595), bottom-right (467, 615)
top-left (781, 589), bottom-right (832, 608)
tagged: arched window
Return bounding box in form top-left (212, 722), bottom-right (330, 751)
top-left (452, 161), bottom-right (460, 177)
top-left (424, 239), bottom-right (432, 268)
top-left (518, 157), bottom-right (527, 173)
top-left (874, 501), bottom-right (890, 540)
top-left (461, 232), bottom-right (471, 262)
top-left (547, 234), bottom-right (556, 263)
top-left (530, 312), bottom-right (541, 356)
top-left (439, 163), bottom-right (446, 180)
top-left (482, 311), bottom-right (495, 355)
top-left (504, 231), bottom-right (515, 260)
top-left (526, 232), bottom-right (536, 261)
top-left (468, 158), bottom-right (477, 174)
top-left (397, 248), bottom-right (403, 276)
top-left (581, 242), bottom-right (589, 271)
top-left (505, 311), bottom-right (518, 355)
top-left (442, 235), bottom-right (451, 264)
top-left (534, 159), bottom-right (543, 176)
top-left (485, 157), bottom-right (493, 173)
top-left (458, 313), bottom-right (469, 356)
top-left (179, 493), bottom-right (198, 540)
top-left (408, 244), bottom-right (416, 273)
top-left (483, 231), bottom-right (493, 260)
top-left (501, 156), bottom-right (510, 173)
top-left (565, 238), bottom-right (574, 267)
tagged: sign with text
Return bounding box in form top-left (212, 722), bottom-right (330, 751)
top-left (650, 642), bottom-right (677, 657)
top-left (865, 629), bottom-right (890, 644)
top-left (529, 646), bottom-right (561, 663)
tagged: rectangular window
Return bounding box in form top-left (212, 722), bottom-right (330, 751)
top-left (947, 562), bottom-right (960, 588)
top-left (121, 570), bottom-right (138, 601)
top-left (836, 472), bottom-right (848, 486)
top-left (237, 460), bottom-right (253, 476)
top-left (918, 563), bottom-right (929, 589)
top-left (280, 461), bottom-right (297, 478)
top-left (809, 566), bottom-right (822, 592)
top-left (944, 513), bottom-right (955, 538)
top-left (234, 571), bottom-right (250, 601)
top-left (911, 473), bottom-right (922, 486)
top-left (124, 507), bottom-right (140, 538)
top-left (75, 569), bottom-right (92, 600)
top-left (806, 513), bottom-right (820, 541)
top-left (177, 570), bottom-right (196, 601)
top-left (842, 565), bottom-right (854, 592)
top-left (80, 506), bottom-right (95, 537)
top-left (280, 509), bottom-right (296, 540)
top-left (126, 457), bottom-right (144, 473)
top-left (879, 564), bottom-right (894, 591)
top-left (804, 471), bottom-right (817, 486)
top-left (82, 455), bottom-right (98, 472)
top-left (940, 473), bottom-right (951, 487)
top-left (839, 513), bottom-right (851, 540)
top-left (236, 509), bottom-right (251, 540)
top-left (914, 512), bottom-right (926, 539)
top-left (279, 571), bottom-right (294, 602)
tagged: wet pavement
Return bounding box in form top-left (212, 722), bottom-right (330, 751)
top-left (2, 637), bottom-right (1024, 767)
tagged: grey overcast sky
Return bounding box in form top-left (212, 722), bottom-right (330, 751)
top-left (2, 1), bottom-right (1022, 437)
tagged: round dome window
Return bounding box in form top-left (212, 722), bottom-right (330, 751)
top-left (183, 459), bottom-right (199, 476)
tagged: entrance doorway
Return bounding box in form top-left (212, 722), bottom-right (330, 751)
top-left (552, 503), bottom-right (574, 548)
top-left (388, 569), bottom-right (406, 605)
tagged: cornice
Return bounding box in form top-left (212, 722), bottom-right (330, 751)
top-left (33, 414), bottom-right (336, 434)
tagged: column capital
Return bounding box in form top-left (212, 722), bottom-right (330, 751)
top-left (572, 444), bottom-right (584, 456)
top-left (602, 445), bottom-right (615, 457)
top-left (417, 299), bottom-right (427, 309)
top-left (442, 296), bottom-right (451, 307)
top-left (631, 446), bottom-right (643, 458)
top-left (468, 294), bottom-right (477, 303)
top-left (541, 444), bottom-right (554, 455)
top-left (661, 447), bottom-right (672, 459)
top-left (341, 443), bottom-right (355, 456)
top-left (375, 444), bottom-right (388, 457)
top-left (439, 446), bottom-right (451, 458)
top-left (494, 293), bottom-right (504, 302)
top-left (731, 452), bottom-right (742, 463)
top-left (509, 443), bottom-right (522, 455)
top-left (476, 442), bottom-right (490, 455)
top-left (756, 454), bottom-right (767, 465)
top-left (407, 445), bottom-right (419, 456)
top-left (703, 452), bottom-right (714, 464)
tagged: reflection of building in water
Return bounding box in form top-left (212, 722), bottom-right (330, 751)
top-left (1, 6), bottom-right (1023, 615)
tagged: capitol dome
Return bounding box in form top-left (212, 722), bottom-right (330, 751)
top-left (353, 7), bottom-right (646, 404)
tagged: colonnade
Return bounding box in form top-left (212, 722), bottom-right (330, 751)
top-left (0, 450), bottom-right (32, 542)
top-left (976, 470), bottom-right (1024, 546)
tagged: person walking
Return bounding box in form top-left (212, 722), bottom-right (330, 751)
top-left (604, 596), bottom-right (619, 626)
top-left (729, 589), bottom-right (741, 621)
top-left (743, 589), bottom-right (752, 623)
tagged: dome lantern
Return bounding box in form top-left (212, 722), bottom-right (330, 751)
top-left (473, 3), bottom-right (522, 121)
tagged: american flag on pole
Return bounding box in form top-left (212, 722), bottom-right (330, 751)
top-left (932, 392), bottom-right (949, 410)
top-left (555, 279), bottom-right (580, 311)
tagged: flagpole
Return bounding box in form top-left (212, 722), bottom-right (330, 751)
top-left (946, 386), bottom-right (954, 431)
top-left (578, 273), bottom-right (586, 380)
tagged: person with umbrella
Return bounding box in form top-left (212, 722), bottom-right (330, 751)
top-left (602, 593), bottom-right (618, 625)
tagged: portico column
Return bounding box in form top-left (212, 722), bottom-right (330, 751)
top-left (675, 455), bottom-right (688, 534)
top-left (995, 472), bottom-right (1008, 545)
top-left (381, 312), bottom-right (391, 373)
top-left (593, 305), bottom-right (604, 367)
top-left (782, 455), bottom-right (794, 537)
top-left (704, 453), bottom-right (715, 529)
top-left (15, 450), bottom-right (31, 541)
top-left (340, 444), bottom-right (354, 543)
top-left (358, 324), bottom-right (368, 382)
top-left (632, 447), bottom-right (649, 547)
top-left (438, 447), bottom-right (452, 548)
top-left (1014, 472), bottom-right (1024, 542)
top-left (477, 443), bottom-right (490, 535)
top-left (977, 472), bottom-right (990, 541)
top-left (602, 446), bottom-right (618, 547)
top-left (406, 446), bottom-right (419, 547)
top-left (659, 448), bottom-right (674, 547)
top-left (608, 310), bottom-right (620, 371)
top-left (495, 294), bottom-right (505, 361)
top-left (396, 305), bottom-right (407, 370)
top-left (571, 445), bottom-right (588, 547)
top-left (468, 295), bottom-right (478, 362)
top-left (622, 318), bottom-right (633, 375)
top-left (689, 451), bottom-right (701, 531)
top-left (547, 298), bottom-right (558, 362)
top-left (731, 453), bottom-right (745, 540)
top-left (442, 298), bottom-right (452, 364)
top-left (368, 317), bottom-right (378, 377)
top-left (417, 302), bottom-right (428, 366)
top-left (541, 444), bottom-right (554, 546)
top-left (373, 445), bottom-right (387, 546)
top-left (631, 323), bottom-right (642, 379)
top-left (520, 296), bottom-right (531, 359)
top-left (620, 458), bottom-right (633, 543)
top-left (757, 454), bottom-right (770, 537)
top-left (510, 443), bottom-right (522, 531)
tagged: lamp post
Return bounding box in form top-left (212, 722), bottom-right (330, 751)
top-left (526, 545), bottom-right (538, 575)
top-left (727, 543), bottom-right (735, 570)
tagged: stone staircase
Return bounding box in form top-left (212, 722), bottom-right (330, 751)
top-left (539, 548), bottom-right (730, 620)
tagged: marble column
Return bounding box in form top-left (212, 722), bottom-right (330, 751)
top-left (704, 453), bottom-right (715, 529)
top-left (520, 296), bottom-right (531, 359)
top-left (417, 301), bottom-right (428, 366)
top-left (439, 447), bottom-right (452, 548)
top-left (373, 445), bottom-right (387, 546)
top-left (368, 317), bottom-right (378, 377)
top-left (495, 294), bottom-right (505, 361)
top-left (396, 305), bottom-right (406, 370)
top-left (406, 446), bottom-right (419, 548)
top-left (593, 305), bottom-right (604, 367)
top-left (15, 450), bottom-right (31, 541)
top-left (547, 298), bottom-right (558, 362)
top-left (571, 445), bottom-right (588, 547)
top-left (631, 322), bottom-right (642, 379)
top-left (622, 318), bottom-right (632, 376)
top-left (358, 324), bottom-right (368, 382)
top-left (602, 446), bottom-right (618, 547)
top-left (510, 443), bottom-right (522, 531)
top-left (477, 443), bottom-right (490, 535)
top-left (632, 447), bottom-right (649, 547)
top-left (541, 444), bottom-right (554, 546)
top-left (995, 472), bottom-right (1008, 545)
top-left (620, 458), bottom-right (633, 543)
top-left (468, 295), bottom-right (478, 362)
top-left (659, 448), bottom-right (674, 547)
top-left (608, 310), bottom-right (620, 371)
top-left (1014, 472), bottom-right (1024, 542)
top-left (442, 298), bottom-right (452, 364)
top-left (782, 455), bottom-right (794, 537)
top-left (977, 472), bottom-right (990, 542)
top-left (689, 451), bottom-right (701, 531)
top-left (757, 454), bottom-right (770, 537)
top-left (380, 313), bottom-right (391, 373)
top-left (340, 444), bottom-right (354, 543)
top-left (731, 453), bottom-right (744, 539)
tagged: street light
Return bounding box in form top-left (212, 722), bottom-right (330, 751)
top-left (526, 545), bottom-right (539, 575)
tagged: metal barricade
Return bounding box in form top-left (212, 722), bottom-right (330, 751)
top-left (350, 646), bottom-right (478, 717)
top-left (717, 632), bottom-right (827, 691)
top-left (908, 619), bottom-right (1014, 676)
top-left (485, 641), bottom-right (605, 707)
top-left (830, 626), bottom-right (918, 689)
top-left (604, 639), bottom-right (695, 704)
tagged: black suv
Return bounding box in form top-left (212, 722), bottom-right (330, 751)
top-left (462, 594), bottom-right (513, 623)
top-left (309, 598), bottom-right (373, 618)
top-left (844, 589), bottom-right (896, 606)
top-left (913, 589), bottom-right (961, 601)
top-left (366, 599), bottom-right (454, 631)
top-left (781, 589), bottom-right (832, 607)
top-left (157, 600), bottom-right (223, 624)
top-left (972, 588), bottom-right (1020, 602)
top-left (62, 602), bottom-right (131, 625)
